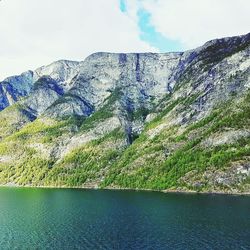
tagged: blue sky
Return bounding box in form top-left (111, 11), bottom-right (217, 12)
top-left (0, 0), bottom-right (249, 80)
top-left (119, 0), bottom-right (127, 12)
top-left (137, 8), bottom-right (183, 52)
top-left (119, 0), bottom-right (183, 52)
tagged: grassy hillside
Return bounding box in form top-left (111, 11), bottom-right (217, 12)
top-left (0, 33), bottom-right (249, 193)
top-left (0, 89), bottom-right (249, 193)
top-left (102, 92), bottom-right (250, 193)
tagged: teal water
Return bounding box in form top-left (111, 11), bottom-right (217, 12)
top-left (0, 188), bottom-right (249, 249)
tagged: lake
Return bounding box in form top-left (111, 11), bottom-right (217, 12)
top-left (0, 188), bottom-right (249, 249)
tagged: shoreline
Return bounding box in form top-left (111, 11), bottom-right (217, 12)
top-left (0, 184), bottom-right (249, 196)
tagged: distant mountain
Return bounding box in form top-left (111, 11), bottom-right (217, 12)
top-left (0, 33), bottom-right (249, 193)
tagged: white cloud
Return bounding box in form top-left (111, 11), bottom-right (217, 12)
top-left (141, 0), bottom-right (250, 49)
top-left (0, 0), bottom-right (157, 80)
top-left (1, 0), bottom-right (249, 80)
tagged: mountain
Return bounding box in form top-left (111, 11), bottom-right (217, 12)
top-left (0, 33), bottom-right (249, 193)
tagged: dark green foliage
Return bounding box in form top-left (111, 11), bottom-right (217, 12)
top-left (0, 75), bottom-right (250, 193)
top-left (43, 128), bottom-right (126, 187)
top-left (102, 92), bottom-right (250, 191)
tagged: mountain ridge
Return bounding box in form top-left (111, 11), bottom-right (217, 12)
top-left (0, 32), bottom-right (249, 193)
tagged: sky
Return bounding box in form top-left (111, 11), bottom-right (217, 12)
top-left (0, 0), bottom-right (249, 80)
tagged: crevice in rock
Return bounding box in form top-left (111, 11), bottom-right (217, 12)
top-left (136, 53), bottom-right (141, 82)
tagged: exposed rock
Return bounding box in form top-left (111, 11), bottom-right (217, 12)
top-left (54, 116), bottom-right (122, 159)
top-left (202, 130), bottom-right (250, 147)
top-left (0, 32), bottom-right (249, 192)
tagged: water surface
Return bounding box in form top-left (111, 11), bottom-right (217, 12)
top-left (0, 188), bottom-right (249, 249)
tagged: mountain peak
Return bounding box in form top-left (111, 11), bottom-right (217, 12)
top-left (0, 33), bottom-right (249, 192)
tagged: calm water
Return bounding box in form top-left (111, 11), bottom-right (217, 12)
top-left (0, 188), bottom-right (249, 250)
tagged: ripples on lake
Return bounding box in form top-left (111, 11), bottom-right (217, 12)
top-left (0, 188), bottom-right (249, 249)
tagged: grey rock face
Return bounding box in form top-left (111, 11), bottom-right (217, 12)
top-left (0, 71), bottom-right (34, 110)
top-left (46, 52), bottom-right (182, 118)
top-left (0, 32), bottom-right (249, 127)
top-left (22, 76), bottom-right (65, 117)
top-left (0, 32), bottom-right (250, 192)
top-left (34, 60), bottom-right (82, 91)
top-left (0, 60), bottom-right (82, 112)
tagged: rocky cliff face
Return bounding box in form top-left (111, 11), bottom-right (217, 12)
top-left (0, 33), bottom-right (249, 193)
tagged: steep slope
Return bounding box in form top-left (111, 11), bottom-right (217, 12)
top-left (0, 33), bottom-right (249, 193)
top-left (0, 60), bottom-right (82, 112)
top-left (0, 71), bottom-right (34, 110)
